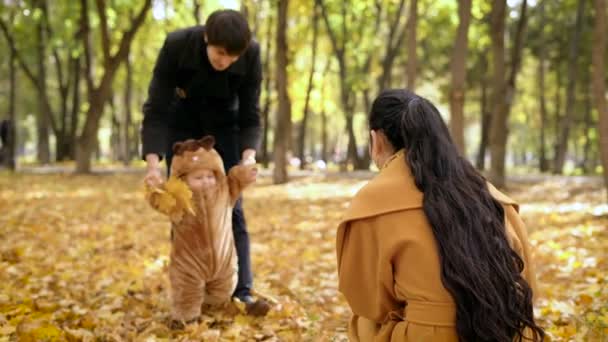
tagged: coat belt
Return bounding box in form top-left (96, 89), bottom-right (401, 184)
top-left (386, 300), bottom-right (456, 327)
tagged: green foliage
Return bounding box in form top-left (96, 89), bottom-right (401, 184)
top-left (0, 0), bottom-right (603, 174)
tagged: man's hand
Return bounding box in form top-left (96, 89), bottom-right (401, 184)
top-left (144, 153), bottom-right (164, 187)
top-left (242, 164), bottom-right (258, 184)
top-left (241, 149), bottom-right (256, 166)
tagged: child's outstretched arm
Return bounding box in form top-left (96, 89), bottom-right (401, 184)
top-left (227, 164), bottom-right (257, 205)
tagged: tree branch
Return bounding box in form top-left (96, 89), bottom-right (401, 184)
top-left (80, 0), bottom-right (95, 95)
top-left (0, 16), bottom-right (59, 134)
top-left (110, 0), bottom-right (152, 65)
top-left (0, 19), bottom-right (38, 86)
top-left (390, 13), bottom-right (409, 62)
top-left (94, 0), bottom-right (111, 64)
top-left (341, 0), bottom-right (346, 53)
top-left (363, 1), bottom-right (383, 74)
top-left (316, 0), bottom-right (343, 59)
top-left (387, 0), bottom-right (406, 49)
top-left (507, 0), bottom-right (528, 90)
top-left (41, 2), bottom-right (68, 97)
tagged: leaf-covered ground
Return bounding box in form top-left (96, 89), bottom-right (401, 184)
top-left (0, 171), bottom-right (606, 341)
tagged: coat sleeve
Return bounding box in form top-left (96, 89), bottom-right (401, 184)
top-left (504, 204), bottom-right (539, 297)
top-left (141, 37), bottom-right (177, 160)
top-left (337, 219), bottom-right (396, 324)
top-left (237, 42), bottom-right (262, 153)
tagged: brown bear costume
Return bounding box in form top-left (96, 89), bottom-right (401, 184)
top-left (146, 136), bottom-right (256, 323)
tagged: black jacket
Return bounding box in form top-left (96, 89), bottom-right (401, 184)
top-left (141, 26), bottom-right (262, 160)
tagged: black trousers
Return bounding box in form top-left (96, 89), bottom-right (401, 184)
top-left (166, 129), bottom-right (253, 299)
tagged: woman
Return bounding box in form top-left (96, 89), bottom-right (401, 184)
top-left (337, 89), bottom-right (544, 341)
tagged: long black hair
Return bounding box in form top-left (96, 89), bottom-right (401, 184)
top-left (369, 89), bottom-right (544, 341)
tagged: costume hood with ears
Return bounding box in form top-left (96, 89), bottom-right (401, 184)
top-left (170, 136), bottom-right (226, 179)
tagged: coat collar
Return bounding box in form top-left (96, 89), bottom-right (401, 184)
top-left (340, 150), bottom-right (424, 225)
top-left (177, 25), bottom-right (247, 76)
top-left (339, 151), bottom-right (519, 226)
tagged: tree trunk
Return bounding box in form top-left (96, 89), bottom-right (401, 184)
top-left (260, 91), bottom-right (271, 168)
top-left (553, 0), bottom-right (586, 174)
top-left (272, 0), bottom-right (291, 184)
top-left (123, 49), bottom-right (133, 165)
top-left (69, 57), bottom-right (81, 160)
top-left (476, 52), bottom-right (490, 170)
top-left (76, 72), bottom-right (118, 172)
top-left (35, 2), bottom-right (51, 164)
top-left (56, 83), bottom-right (70, 162)
top-left (359, 90), bottom-right (374, 168)
top-left (489, 0), bottom-right (527, 188)
top-left (344, 93), bottom-right (361, 170)
top-left (582, 84), bottom-right (593, 173)
top-left (552, 66), bottom-right (563, 167)
top-left (56, 55), bottom-right (77, 161)
top-left (488, 0), bottom-right (507, 186)
top-left (321, 107), bottom-right (328, 164)
top-left (260, 4), bottom-right (273, 168)
top-left (132, 93), bottom-right (142, 159)
top-left (590, 147), bottom-right (599, 173)
top-left (406, 0), bottom-right (418, 90)
top-left (4, 48), bottom-right (18, 170)
top-left (75, 0), bottom-right (152, 173)
top-left (592, 0), bottom-right (608, 198)
top-left (449, 0), bottom-right (472, 155)
top-left (538, 59), bottom-right (549, 172)
top-left (56, 127), bottom-right (69, 161)
top-left (340, 60), bottom-right (360, 169)
top-left (110, 96), bottom-right (120, 160)
top-left (320, 60), bottom-right (331, 163)
top-left (298, 3), bottom-right (319, 169)
top-left (537, 0), bottom-right (549, 172)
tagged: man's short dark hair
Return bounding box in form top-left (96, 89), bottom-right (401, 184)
top-left (205, 9), bottom-right (251, 56)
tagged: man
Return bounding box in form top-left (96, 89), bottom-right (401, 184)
top-left (141, 9), bottom-right (269, 315)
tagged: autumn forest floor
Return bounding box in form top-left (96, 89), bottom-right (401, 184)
top-left (0, 170), bottom-right (607, 341)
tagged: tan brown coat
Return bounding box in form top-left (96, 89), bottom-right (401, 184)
top-left (337, 152), bottom-right (537, 341)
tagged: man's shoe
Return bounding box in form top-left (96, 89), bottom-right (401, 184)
top-left (245, 298), bottom-right (271, 317)
top-left (237, 295), bottom-right (271, 317)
